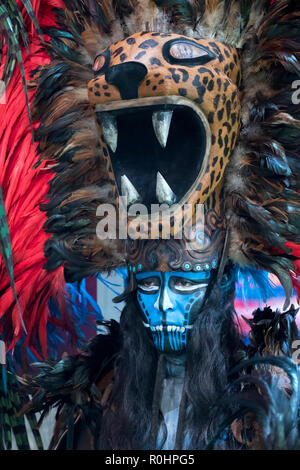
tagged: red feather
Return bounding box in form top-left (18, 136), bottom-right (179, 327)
top-left (0, 0), bottom-right (77, 361)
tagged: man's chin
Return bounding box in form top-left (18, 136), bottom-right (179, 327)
top-left (149, 326), bottom-right (192, 353)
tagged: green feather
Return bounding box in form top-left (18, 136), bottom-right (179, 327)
top-left (0, 187), bottom-right (26, 333)
top-left (0, 0), bottom-right (44, 138)
top-left (7, 0), bottom-right (29, 48)
top-left (20, 0), bottom-right (43, 40)
top-left (239, 0), bottom-right (252, 28)
top-left (0, 370), bottom-right (33, 449)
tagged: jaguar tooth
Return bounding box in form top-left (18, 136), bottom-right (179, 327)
top-left (152, 110), bottom-right (173, 148)
top-left (156, 172), bottom-right (176, 205)
top-left (99, 113), bottom-right (118, 153)
top-left (143, 322), bottom-right (150, 328)
top-left (167, 326), bottom-right (171, 332)
top-left (121, 175), bottom-right (141, 206)
top-left (180, 327), bottom-right (185, 333)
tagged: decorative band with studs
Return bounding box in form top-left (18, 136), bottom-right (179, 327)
top-left (129, 259), bottom-right (218, 273)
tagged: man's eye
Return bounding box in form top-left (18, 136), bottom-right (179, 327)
top-left (173, 279), bottom-right (206, 292)
top-left (138, 280), bottom-right (160, 292)
top-left (142, 281), bottom-right (157, 287)
top-left (175, 280), bottom-right (193, 287)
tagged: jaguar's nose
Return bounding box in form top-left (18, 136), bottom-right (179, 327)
top-left (105, 62), bottom-right (148, 100)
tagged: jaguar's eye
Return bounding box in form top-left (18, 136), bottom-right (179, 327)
top-left (169, 42), bottom-right (209, 60)
top-left (93, 54), bottom-right (106, 72)
top-left (164, 40), bottom-right (216, 66)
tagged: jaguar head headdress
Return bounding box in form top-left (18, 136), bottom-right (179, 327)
top-left (33, 0), bottom-right (300, 311)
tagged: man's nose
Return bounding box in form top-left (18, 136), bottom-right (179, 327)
top-left (105, 62), bottom-right (148, 100)
top-left (154, 288), bottom-right (174, 311)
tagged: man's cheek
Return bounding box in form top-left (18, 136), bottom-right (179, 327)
top-left (137, 293), bottom-right (160, 323)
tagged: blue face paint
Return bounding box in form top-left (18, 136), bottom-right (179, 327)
top-left (136, 271), bottom-right (210, 353)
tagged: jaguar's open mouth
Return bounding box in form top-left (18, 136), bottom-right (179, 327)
top-left (95, 96), bottom-right (211, 210)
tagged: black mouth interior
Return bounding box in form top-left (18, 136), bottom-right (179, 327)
top-left (99, 105), bottom-right (207, 209)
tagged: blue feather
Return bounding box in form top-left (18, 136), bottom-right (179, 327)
top-left (96, 268), bottom-right (128, 296)
top-left (235, 266), bottom-right (285, 307)
top-left (41, 278), bottom-right (104, 360)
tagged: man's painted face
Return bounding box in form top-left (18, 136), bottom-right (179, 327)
top-left (136, 271), bottom-right (210, 352)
